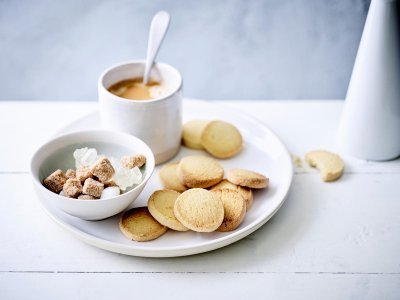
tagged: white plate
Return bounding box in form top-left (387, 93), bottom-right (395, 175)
top-left (38, 99), bottom-right (293, 257)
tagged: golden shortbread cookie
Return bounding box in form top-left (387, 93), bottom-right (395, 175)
top-left (227, 168), bottom-right (269, 189)
top-left (201, 120), bottom-right (243, 158)
top-left (210, 179), bottom-right (253, 211)
top-left (148, 190), bottom-right (188, 231)
top-left (305, 150), bottom-right (344, 182)
top-left (211, 189), bottom-right (246, 232)
top-left (182, 120), bottom-right (210, 149)
top-left (174, 188), bottom-right (224, 232)
top-left (177, 156), bottom-right (224, 188)
top-left (159, 163), bottom-right (187, 192)
top-left (119, 207), bottom-right (167, 242)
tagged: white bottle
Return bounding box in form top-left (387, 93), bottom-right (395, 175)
top-left (337, 0), bottom-right (400, 160)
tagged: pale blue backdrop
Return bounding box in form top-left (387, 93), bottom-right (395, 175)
top-left (0, 0), bottom-right (370, 100)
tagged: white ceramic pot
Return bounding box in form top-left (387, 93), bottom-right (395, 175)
top-left (338, 0), bottom-right (400, 160)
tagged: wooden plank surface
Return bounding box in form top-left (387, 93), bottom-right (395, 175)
top-left (0, 100), bottom-right (399, 299)
top-left (1, 273), bottom-right (399, 300)
top-left (1, 100), bottom-right (398, 173)
top-left (1, 173), bottom-right (399, 274)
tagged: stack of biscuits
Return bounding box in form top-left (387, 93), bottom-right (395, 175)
top-left (119, 120), bottom-right (269, 242)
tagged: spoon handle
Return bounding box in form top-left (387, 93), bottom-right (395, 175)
top-left (143, 11), bottom-right (170, 85)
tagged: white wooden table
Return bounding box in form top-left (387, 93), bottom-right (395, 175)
top-left (1, 100), bottom-right (399, 299)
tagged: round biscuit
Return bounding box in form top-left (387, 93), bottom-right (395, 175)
top-left (159, 163), bottom-right (188, 192)
top-left (305, 150), bottom-right (344, 182)
top-left (210, 179), bottom-right (253, 211)
top-left (148, 190), bottom-right (189, 231)
top-left (201, 120), bottom-right (243, 158)
top-left (182, 120), bottom-right (210, 149)
top-left (211, 189), bottom-right (246, 232)
top-left (177, 156), bottom-right (224, 188)
top-left (174, 188), bottom-right (224, 232)
top-left (119, 207), bottom-right (167, 242)
top-left (227, 168), bottom-right (269, 189)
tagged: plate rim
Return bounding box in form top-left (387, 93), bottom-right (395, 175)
top-left (37, 99), bottom-right (293, 257)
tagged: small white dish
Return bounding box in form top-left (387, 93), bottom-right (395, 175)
top-left (30, 130), bottom-right (155, 220)
top-left (35, 100), bottom-right (293, 257)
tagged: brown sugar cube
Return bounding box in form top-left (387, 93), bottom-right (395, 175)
top-left (90, 158), bottom-right (115, 183)
top-left (105, 180), bottom-right (117, 188)
top-left (43, 169), bottom-right (67, 193)
top-left (78, 194), bottom-right (97, 200)
top-left (65, 169), bottom-right (76, 179)
top-left (82, 178), bottom-right (104, 198)
top-left (76, 166), bottom-right (93, 183)
top-left (62, 178), bottom-right (83, 198)
top-left (120, 154), bottom-right (146, 169)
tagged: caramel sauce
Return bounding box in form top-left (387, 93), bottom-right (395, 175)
top-left (108, 77), bottom-right (161, 100)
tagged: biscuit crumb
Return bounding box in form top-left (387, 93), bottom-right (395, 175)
top-left (291, 154), bottom-right (303, 169)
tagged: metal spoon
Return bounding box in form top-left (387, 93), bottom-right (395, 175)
top-left (142, 11), bottom-right (171, 85)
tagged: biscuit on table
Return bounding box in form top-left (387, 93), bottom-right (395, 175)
top-left (227, 168), bottom-right (269, 189)
top-left (210, 179), bottom-right (253, 211)
top-left (305, 150), bottom-right (344, 182)
top-left (201, 120), bottom-right (243, 158)
top-left (182, 120), bottom-right (210, 149)
top-left (211, 189), bottom-right (246, 232)
top-left (174, 188), bottom-right (224, 232)
top-left (148, 190), bottom-right (188, 232)
top-left (177, 156), bottom-right (224, 188)
top-left (159, 162), bottom-right (187, 192)
top-left (119, 207), bottom-right (167, 242)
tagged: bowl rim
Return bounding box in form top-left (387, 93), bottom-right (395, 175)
top-left (30, 129), bottom-right (155, 203)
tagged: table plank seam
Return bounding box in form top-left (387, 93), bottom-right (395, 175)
top-left (2, 271), bottom-right (400, 275)
top-left (2, 171), bottom-right (400, 175)
top-left (0, 171), bottom-right (29, 174)
top-left (294, 171), bottom-right (400, 175)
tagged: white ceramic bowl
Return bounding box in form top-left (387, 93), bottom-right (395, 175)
top-left (30, 130), bottom-right (155, 220)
